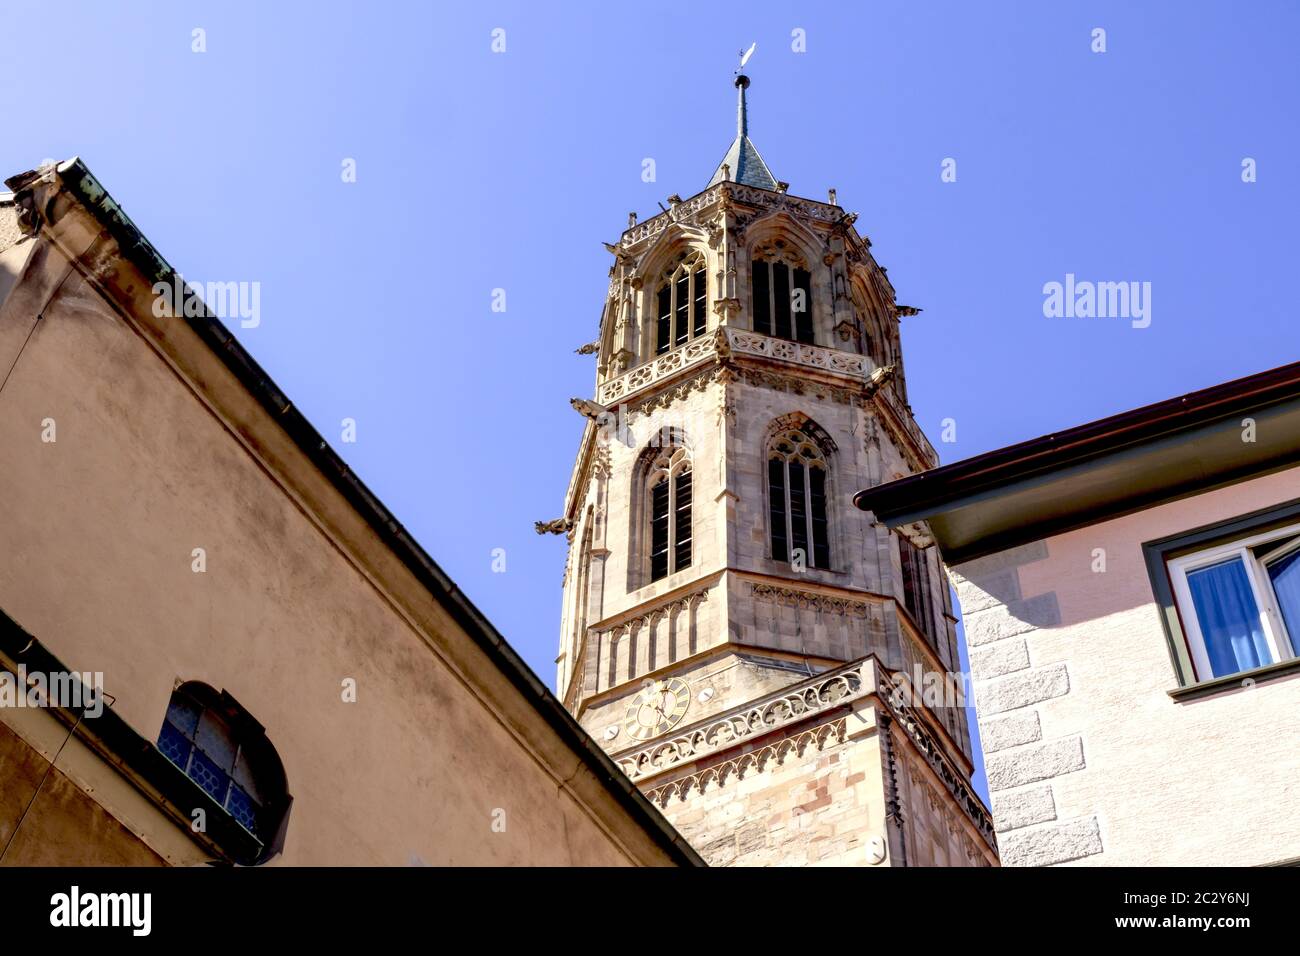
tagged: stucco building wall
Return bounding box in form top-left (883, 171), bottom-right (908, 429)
top-left (0, 175), bottom-right (691, 868)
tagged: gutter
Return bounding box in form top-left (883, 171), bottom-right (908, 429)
top-left (6, 158), bottom-right (703, 868)
top-left (854, 360), bottom-right (1300, 521)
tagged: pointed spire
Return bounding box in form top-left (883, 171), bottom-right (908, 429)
top-left (708, 74), bottom-right (778, 191)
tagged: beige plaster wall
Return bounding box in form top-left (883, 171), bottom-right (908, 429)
top-left (0, 238), bottom-right (673, 866)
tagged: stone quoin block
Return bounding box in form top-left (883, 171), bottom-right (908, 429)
top-left (985, 735), bottom-right (1085, 792)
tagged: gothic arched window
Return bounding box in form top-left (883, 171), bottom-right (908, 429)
top-left (751, 240), bottom-right (813, 344)
top-left (768, 426), bottom-right (831, 569)
top-left (646, 445), bottom-right (692, 581)
top-left (654, 252), bottom-right (708, 355)
top-left (157, 681), bottom-right (289, 854)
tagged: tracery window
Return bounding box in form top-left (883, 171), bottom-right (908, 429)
top-left (647, 445), bottom-right (692, 581)
top-left (655, 251), bottom-right (708, 354)
top-left (898, 534), bottom-right (939, 647)
top-left (751, 239), bottom-right (813, 344)
top-left (768, 427), bottom-right (830, 569)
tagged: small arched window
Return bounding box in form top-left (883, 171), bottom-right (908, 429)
top-left (768, 427), bottom-right (831, 569)
top-left (751, 239), bottom-right (813, 344)
top-left (647, 445), bottom-right (692, 581)
top-left (655, 252), bottom-right (708, 355)
top-left (157, 682), bottom-right (288, 852)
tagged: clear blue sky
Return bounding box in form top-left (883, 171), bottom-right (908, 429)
top-left (4, 1), bottom-right (1298, 797)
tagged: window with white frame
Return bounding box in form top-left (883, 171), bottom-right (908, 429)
top-left (1167, 522), bottom-right (1300, 680)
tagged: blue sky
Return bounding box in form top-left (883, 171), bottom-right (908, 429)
top-left (4, 1), bottom-right (1298, 797)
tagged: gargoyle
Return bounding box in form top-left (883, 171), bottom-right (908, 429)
top-left (570, 397), bottom-right (608, 421)
top-left (864, 364), bottom-right (897, 398)
top-left (534, 518), bottom-right (573, 536)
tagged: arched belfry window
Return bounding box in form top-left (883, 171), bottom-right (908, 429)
top-left (751, 239), bottom-right (813, 344)
top-left (646, 445), bottom-right (692, 581)
top-left (655, 251), bottom-right (708, 355)
top-left (768, 424), bottom-right (831, 569)
top-left (157, 681), bottom-right (289, 858)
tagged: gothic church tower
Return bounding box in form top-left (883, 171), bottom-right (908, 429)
top-left (550, 75), bottom-right (997, 867)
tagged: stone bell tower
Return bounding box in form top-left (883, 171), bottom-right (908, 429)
top-left (546, 73), bottom-right (998, 867)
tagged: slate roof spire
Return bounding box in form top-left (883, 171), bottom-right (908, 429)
top-left (708, 74), bottom-right (778, 191)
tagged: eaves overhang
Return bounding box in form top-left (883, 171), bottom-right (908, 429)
top-left (853, 361), bottom-right (1300, 565)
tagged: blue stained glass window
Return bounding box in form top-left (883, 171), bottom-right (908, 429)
top-left (226, 784), bottom-right (260, 837)
top-left (158, 721), bottom-right (192, 769)
top-left (187, 746), bottom-right (231, 803)
top-left (165, 696), bottom-right (200, 737)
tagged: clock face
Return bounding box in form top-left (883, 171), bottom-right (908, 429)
top-left (625, 678), bottom-right (690, 741)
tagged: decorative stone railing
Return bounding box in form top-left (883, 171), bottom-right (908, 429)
top-left (726, 330), bottom-right (868, 377)
top-left (596, 328), bottom-right (868, 405)
top-left (619, 655), bottom-right (997, 848)
top-left (620, 187), bottom-right (725, 247)
top-left (616, 658), bottom-right (870, 782)
top-left (598, 335), bottom-right (719, 404)
top-left (618, 183), bottom-right (843, 250)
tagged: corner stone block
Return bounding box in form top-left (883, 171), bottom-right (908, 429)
top-left (998, 817), bottom-right (1103, 867)
top-left (970, 638), bottom-right (1030, 680)
top-left (980, 710), bottom-right (1042, 754)
top-left (976, 663), bottom-right (1069, 716)
top-left (992, 785), bottom-right (1056, 832)
top-left (985, 735), bottom-right (1084, 792)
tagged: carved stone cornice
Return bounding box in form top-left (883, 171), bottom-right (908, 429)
top-left (597, 327), bottom-right (872, 407)
top-left (749, 582), bottom-right (870, 618)
top-left (618, 658), bottom-right (867, 782)
top-left (594, 581), bottom-right (711, 643)
top-left (881, 670), bottom-right (996, 850)
top-left (617, 654), bottom-right (998, 852)
top-left (644, 719), bottom-right (848, 808)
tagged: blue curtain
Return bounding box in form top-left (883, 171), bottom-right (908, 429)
top-left (1186, 558), bottom-right (1272, 677)
top-left (1267, 549), bottom-right (1300, 654)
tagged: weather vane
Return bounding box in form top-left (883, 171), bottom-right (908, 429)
top-left (737, 42), bottom-right (756, 74)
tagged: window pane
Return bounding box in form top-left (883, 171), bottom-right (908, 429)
top-left (752, 261), bottom-right (771, 335)
top-left (650, 479), bottom-right (670, 581)
top-left (232, 745), bottom-right (266, 805)
top-left (768, 458), bottom-right (787, 562)
top-left (772, 263), bottom-right (792, 340)
top-left (809, 466), bottom-right (829, 569)
top-left (674, 471), bottom-right (692, 572)
top-left (188, 746), bottom-right (231, 804)
top-left (1266, 548), bottom-right (1300, 651)
top-left (1186, 557), bottom-right (1274, 677)
top-left (165, 694), bottom-right (200, 738)
top-left (158, 720), bottom-right (193, 770)
top-left (656, 285), bottom-right (672, 355)
top-left (789, 461), bottom-right (808, 561)
top-left (674, 274), bottom-right (689, 346)
top-left (226, 782), bottom-right (262, 837)
top-left (793, 268), bottom-right (813, 343)
top-left (196, 710), bottom-right (238, 771)
top-left (692, 268), bottom-right (707, 338)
